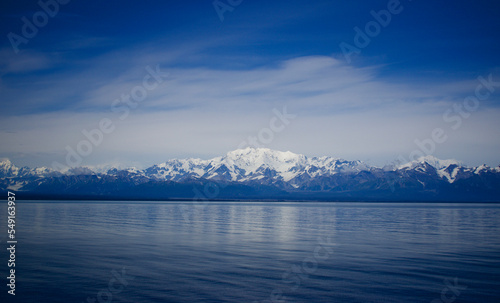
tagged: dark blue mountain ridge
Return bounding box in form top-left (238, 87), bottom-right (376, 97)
top-left (1, 148), bottom-right (499, 201)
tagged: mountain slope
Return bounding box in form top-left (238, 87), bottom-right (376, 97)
top-left (1, 148), bottom-right (499, 201)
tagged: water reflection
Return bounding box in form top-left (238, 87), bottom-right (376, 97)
top-left (0, 202), bottom-right (498, 303)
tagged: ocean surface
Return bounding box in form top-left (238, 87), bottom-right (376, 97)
top-left (1, 201), bottom-right (499, 303)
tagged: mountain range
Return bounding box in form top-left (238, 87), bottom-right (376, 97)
top-left (1, 148), bottom-right (499, 201)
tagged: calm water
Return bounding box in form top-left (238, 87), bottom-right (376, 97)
top-left (1, 201), bottom-right (499, 303)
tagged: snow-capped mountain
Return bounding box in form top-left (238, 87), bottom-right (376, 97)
top-left (144, 148), bottom-right (368, 184)
top-left (0, 158), bottom-right (19, 177)
top-left (398, 155), bottom-right (461, 171)
top-left (1, 148), bottom-right (499, 201)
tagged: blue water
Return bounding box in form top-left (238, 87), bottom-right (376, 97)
top-left (1, 201), bottom-right (499, 302)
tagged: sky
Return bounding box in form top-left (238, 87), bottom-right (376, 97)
top-left (0, 0), bottom-right (499, 169)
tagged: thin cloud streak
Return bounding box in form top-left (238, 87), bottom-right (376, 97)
top-left (0, 51), bottom-right (499, 167)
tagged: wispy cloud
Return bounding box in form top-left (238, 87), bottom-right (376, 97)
top-left (0, 48), bottom-right (53, 74)
top-left (1, 44), bottom-right (498, 167)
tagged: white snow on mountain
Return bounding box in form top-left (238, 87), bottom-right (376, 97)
top-left (151, 158), bottom-right (210, 180)
top-left (474, 164), bottom-right (490, 174)
top-left (147, 148), bottom-right (369, 183)
top-left (1, 149), bottom-right (498, 187)
top-left (397, 155), bottom-right (469, 183)
top-left (437, 166), bottom-right (461, 183)
top-left (398, 155), bottom-right (461, 170)
top-left (220, 148), bottom-right (308, 181)
top-left (0, 158), bottom-right (19, 176)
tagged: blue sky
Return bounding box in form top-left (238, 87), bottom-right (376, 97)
top-left (1, 0), bottom-right (499, 168)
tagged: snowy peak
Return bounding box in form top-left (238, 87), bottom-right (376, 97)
top-left (146, 158), bottom-right (209, 181)
top-left (134, 148), bottom-right (363, 183)
top-left (224, 148), bottom-right (306, 167)
top-left (474, 164), bottom-right (490, 174)
top-left (0, 158), bottom-right (12, 165)
top-left (225, 148), bottom-right (304, 163)
top-left (222, 148), bottom-right (306, 177)
top-left (396, 155), bottom-right (497, 183)
top-left (213, 148), bottom-right (369, 182)
top-left (1, 150), bottom-right (498, 189)
top-left (0, 158), bottom-right (19, 177)
top-left (1, 150), bottom-right (499, 202)
top-left (399, 155), bottom-right (460, 170)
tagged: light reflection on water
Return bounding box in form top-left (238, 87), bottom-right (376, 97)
top-left (0, 201), bottom-right (499, 302)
